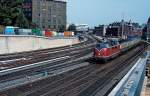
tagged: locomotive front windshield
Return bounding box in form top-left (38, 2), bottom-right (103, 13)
top-left (96, 42), bottom-right (110, 49)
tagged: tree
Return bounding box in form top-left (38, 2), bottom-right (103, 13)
top-left (0, 0), bottom-right (29, 27)
top-left (67, 24), bottom-right (76, 31)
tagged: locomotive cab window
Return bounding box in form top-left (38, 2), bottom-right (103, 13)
top-left (96, 43), bottom-right (110, 49)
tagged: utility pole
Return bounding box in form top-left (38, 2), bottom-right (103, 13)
top-left (121, 12), bottom-right (125, 39)
top-left (122, 20), bottom-right (124, 39)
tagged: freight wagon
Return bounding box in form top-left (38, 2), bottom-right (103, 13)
top-left (4, 26), bottom-right (19, 35)
top-left (44, 30), bottom-right (74, 37)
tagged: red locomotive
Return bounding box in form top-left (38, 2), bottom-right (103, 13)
top-left (94, 38), bottom-right (140, 62)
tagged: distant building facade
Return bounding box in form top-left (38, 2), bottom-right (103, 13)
top-left (32, 0), bottom-right (67, 31)
top-left (93, 20), bottom-right (142, 38)
top-left (147, 17), bottom-right (150, 41)
top-left (105, 20), bottom-right (141, 39)
top-left (94, 25), bottom-right (107, 36)
top-left (106, 20), bottom-right (133, 38)
top-left (23, 0), bottom-right (32, 23)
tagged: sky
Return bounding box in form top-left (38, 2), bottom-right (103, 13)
top-left (67, 0), bottom-right (150, 27)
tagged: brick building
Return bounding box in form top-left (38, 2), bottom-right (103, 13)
top-left (147, 17), bottom-right (150, 41)
top-left (94, 25), bottom-right (107, 36)
top-left (105, 20), bottom-right (142, 39)
top-left (106, 20), bottom-right (133, 38)
top-left (94, 20), bottom-right (142, 38)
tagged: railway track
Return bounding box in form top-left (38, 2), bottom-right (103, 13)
top-left (0, 47), bottom-right (93, 82)
top-left (0, 44), bottom-right (94, 92)
top-left (0, 35), bottom-right (97, 93)
top-left (80, 45), bottom-right (145, 96)
top-left (0, 36), bottom-right (96, 70)
top-left (0, 43), bottom-right (95, 70)
top-left (40, 45), bottom-right (145, 96)
top-left (0, 43), bottom-right (147, 96)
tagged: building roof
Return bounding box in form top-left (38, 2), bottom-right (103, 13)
top-left (55, 0), bottom-right (67, 2)
top-left (46, 0), bottom-right (67, 3)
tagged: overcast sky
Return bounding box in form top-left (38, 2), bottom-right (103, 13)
top-left (67, 0), bottom-right (150, 26)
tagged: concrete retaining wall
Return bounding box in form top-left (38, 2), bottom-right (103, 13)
top-left (0, 35), bottom-right (79, 54)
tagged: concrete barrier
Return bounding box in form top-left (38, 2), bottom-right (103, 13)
top-left (109, 58), bottom-right (147, 96)
top-left (0, 35), bottom-right (79, 54)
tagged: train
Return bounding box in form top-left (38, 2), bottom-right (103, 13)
top-left (94, 37), bottom-right (141, 62)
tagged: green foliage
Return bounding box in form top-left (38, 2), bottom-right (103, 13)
top-left (0, 0), bottom-right (29, 27)
top-left (3, 18), bottom-right (12, 25)
top-left (68, 24), bottom-right (76, 31)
